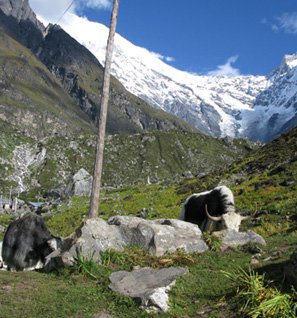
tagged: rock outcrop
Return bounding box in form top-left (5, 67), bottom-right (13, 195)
top-left (67, 216), bottom-right (208, 262)
top-left (0, 0), bottom-right (43, 29)
top-left (65, 168), bottom-right (92, 197)
top-left (108, 216), bottom-right (208, 256)
top-left (45, 216), bottom-right (267, 271)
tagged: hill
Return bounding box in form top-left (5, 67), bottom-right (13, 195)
top-left (0, 30), bottom-right (94, 139)
top-left (0, 122), bottom-right (256, 198)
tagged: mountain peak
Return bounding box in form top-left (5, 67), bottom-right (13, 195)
top-left (0, 0), bottom-right (44, 31)
top-left (282, 54), bottom-right (297, 69)
top-left (1, 0), bottom-right (33, 21)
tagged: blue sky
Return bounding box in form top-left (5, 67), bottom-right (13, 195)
top-left (30, 0), bottom-right (297, 76)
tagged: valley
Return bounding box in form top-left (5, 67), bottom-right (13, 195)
top-left (0, 1), bottom-right (297, 317)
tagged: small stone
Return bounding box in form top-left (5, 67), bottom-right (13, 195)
top-left (109, 267), bottom-right (188, 312)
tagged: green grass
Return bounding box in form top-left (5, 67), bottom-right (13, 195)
top-left (223, 267), bottom-right (297, 317)
top-left (1, 104), bottom-right (297, 317)
top-left (46, 183), bottom-right (184, 237)
top-left (0, 247), bottom-right (251, 318)
top-left (0, 270), bottom-right (146, 318)
top-left (1, 179), bottom-right (297, 317)
top-left (1, 127), bottom-right (254, 201)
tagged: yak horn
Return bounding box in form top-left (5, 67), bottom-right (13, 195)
top-left (205, 204), bottom-right (222, 222)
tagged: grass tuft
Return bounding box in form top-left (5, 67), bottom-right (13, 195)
top-left (203, 232), bottom-right (222, 252)
top-left (223, 267), bottom-right (297, 318)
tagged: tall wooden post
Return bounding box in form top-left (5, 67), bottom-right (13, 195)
top-left (89, 0), bottom-right (120, 219)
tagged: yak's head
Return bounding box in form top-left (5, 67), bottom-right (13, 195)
top-left (205, 205), bottom-right (249, 231)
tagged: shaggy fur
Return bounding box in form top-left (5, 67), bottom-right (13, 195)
top-left (180, 186), bottom-right (241, 232)
top-left (2, 214), bottom-right (60, 271)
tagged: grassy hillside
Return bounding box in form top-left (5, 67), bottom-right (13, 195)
top-left (45, 124), bottom-right (297, 238)
top-left (0, 31), bottom-right (94, 139)
top-left (0, 124), bottom-right (256, 198)
top-left (1, 128), bottom-right (296, 318)
top-left (177, 126), bottom-right (297, 218)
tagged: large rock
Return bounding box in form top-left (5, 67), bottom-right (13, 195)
top-left (65, 216), bottom-right (208, 264)
top-left (30, 217), bottom-right (267, 271)
top-left (68, 218), bottom-right (124, 262)
top-left (108, 216), bottom-right (208, 256)
top-left (65, 168), bottom-right (93, 197)
top-left (109, 266), bottom-right (188, 312)
top-left (213, 229), bottom-right (266, 250)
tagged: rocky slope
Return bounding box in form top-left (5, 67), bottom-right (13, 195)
top-left (0, 30), bottom-right (93, 139)
top-left (0, 119), bottom-right (257, 198)
top-left (241, 55), bottom-right (297, 141)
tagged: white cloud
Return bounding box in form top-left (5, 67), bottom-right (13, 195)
top-left (78, 0), bottom-right (112, 10)
top-left (150, 51), bottom-right (175, 63)
top-left (262, 12), bottom-right (297, 34)
top-left (207, 55), bottom-right (240, 77)
top-left (275, 12), bottom-right (297, 34)
top-left (29, 0), bottom-right (112, 25)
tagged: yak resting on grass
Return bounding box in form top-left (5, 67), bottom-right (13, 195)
top-left (180, 185), bottom-right (249, 232)
top-left (1, 213), bottom-right (78, 271)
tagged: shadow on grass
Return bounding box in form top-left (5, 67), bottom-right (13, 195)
top-left (256, 258), bottom-right (296, 293)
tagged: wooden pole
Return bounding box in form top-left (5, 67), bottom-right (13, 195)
top-left (89, 0), bottom-right (120, 219)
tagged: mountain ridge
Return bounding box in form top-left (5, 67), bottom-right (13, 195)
top-left (55, 12), bottom-right (297, 142)
top-left (0, 0), bottom-right (255, 196)
top-left (0, 0), bottom-right (194, 138)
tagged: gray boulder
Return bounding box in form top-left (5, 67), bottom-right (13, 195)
top-left (63, 216), bottom-right (207, 265)
top-left (65, 168), bottom-right (93, 197)
top-left (213, 229), bottom-right (266, 250)
top-left (108, 216), bottom-right (208, 256)
top-left (109, 266), bottom-right (188, 312)
top-left (68, 218), bottom-right (124, 262)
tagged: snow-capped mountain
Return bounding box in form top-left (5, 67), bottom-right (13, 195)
top-left (241, 55), bottom-right (297, 141)
top-left (54, 13), bottom-right (297, 142)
